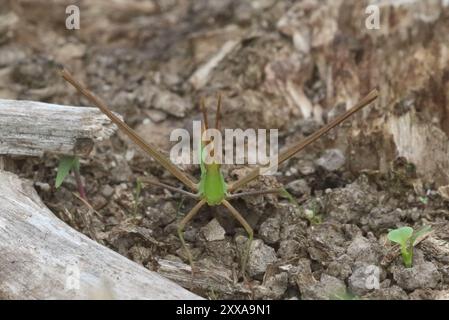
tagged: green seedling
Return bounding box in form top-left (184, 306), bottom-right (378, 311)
top-left (331, 289), bottom-right (358, 300)
top-left (388, 225), bottom-right (432, 268)
top-left (418, 196), bottom-right (428, 205)
top-left (132, 178), bottom-right (142, 215)
top-left (61, 68), bottom-right (378, 276)
top-left (279, 189), bottom-right (321, 224)
top-left (303, 207), bottom-right (322, 225)
top-left (55, 155), bottom-right (87, 200)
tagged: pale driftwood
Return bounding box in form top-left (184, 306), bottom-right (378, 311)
top-left (0, 99), bottom-right (120, 157)
top-left (0, 171), bottom-right (201, 300)
top-left (157, 258), bottom-right (251, 297)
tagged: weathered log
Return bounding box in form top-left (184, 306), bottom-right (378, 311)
top-left (157, 258), bottom-right (251, 297)
top-left (0, 170), bottom-right (201, 300)
top-left (0, 99), bottom-right (119, 157)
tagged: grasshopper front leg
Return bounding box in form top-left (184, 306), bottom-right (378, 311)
top-left (227, 188), bottom-right (285, 200)
top-left (140, 177), bottom-right (200, 199)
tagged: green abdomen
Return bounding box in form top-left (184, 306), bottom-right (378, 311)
top-left (199, 163), bottom-right (227, 206)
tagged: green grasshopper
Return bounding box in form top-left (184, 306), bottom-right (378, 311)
top-left (61, 68), bottom-right (378, 275)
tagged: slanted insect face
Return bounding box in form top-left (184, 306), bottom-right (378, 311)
top-left (197, 96), bottom-right (228, 206)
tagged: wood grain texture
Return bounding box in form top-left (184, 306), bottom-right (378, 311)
top-left (157, 258), bottom-right (251, 297)
top-left (0, 171), bottom-right (202, 300)
top-left (0, 99), bottom-right (120, 157)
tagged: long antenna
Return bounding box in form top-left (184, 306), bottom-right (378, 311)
top-left (215, 93), bottom-right (222, 131)
top-left (200, 97), bottom-right (209, 131)
top-left (60, 68), bottom-right (198, 192)
top-left (228, 89), bottom-right (379, 192)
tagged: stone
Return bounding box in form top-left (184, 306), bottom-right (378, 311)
top-left (278, 239), bottom-right (301, 259)
top-left (392, 261), bottom-right (441, 291)
top-left (437, 185), bottom-right (449, 200)
top-left (91, 195), bottom-right (107, 210)
top-left (201, 218), bottom-right (226, 241)
top-left (145, 202), bottom-right (177, 228)
top-left (348, 265), bottom-right (382, 296)
top-left (327, 254), bottom-right (353, 280)
top-left (34, 181), bottom-right (51, 192)
top-left (296, 159), bottom-right (316, 175)
top-left (315, 149), bottom-right (346, 171)
top-left (364, 285), bottom-right (409, 300)
top-left (109, 157), bottom-right (133, 183)
top-left (246, 239), bottom-right (278, 277)
top-left (286, 179), bottom-right (311, 196)
top-left (204, 240), bottom-right (235, 267)
top-left (152, 90), bottom-right (192, 118)
top-left (101, 184), bottom-right (115, 198)
top-left (259, 217), bottom-right (281, 244)
top-left (346, 235), bottom-right (380, 265)
top-left (325, 175), bottom-right (378, 223)
top-left (295, 258), bottom-right (316, 290)
top-left (302, 274), bottom-right (347, 300)
top-left (361, 207), bottom-right (400, 232)
top-left (144, 109), bottom-right (167, 123)
top-left (307, 223), bottom-right (347, 263)
top-left (254, 272), bottom-right (288, 299)
top-left (183, 226), bottom-right (198, 242)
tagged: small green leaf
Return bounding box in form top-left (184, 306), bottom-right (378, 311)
top-left (55, 156), bottom-right (77, 188)
top-left (388, 226), bottom-right (413, 246)
top-left (134, 178), bottom-right (142, 200)
top-left (418, 196), bottom-right (428, 205)
top-left (176, 197), bottom-right (186, 218)
top-left (279, 188), bottom-right (294, 202)
top-left (73, 157), bottom-right (80, 172)
top-left (411, 225), bottom-right (432, 245)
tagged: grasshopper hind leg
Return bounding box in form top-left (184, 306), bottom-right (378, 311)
top-left (221, 200), bottom-right (254, 280)
top-left (177, 199), bottom-right (206, 278)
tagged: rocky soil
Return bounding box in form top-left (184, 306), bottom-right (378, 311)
top-left (1, 0), bottom-right (449, 299)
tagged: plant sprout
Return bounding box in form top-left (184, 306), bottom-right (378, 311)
top-left (280, 189), bottom-right (321, 224)
top-left (418, 196), bottom-right (428, 205)
top-left (387, 225), bottom-right (432, 268)
top-left (55, 155), bottom-right (87, 200)
top-left (132, 178), bottom-right (142, 215)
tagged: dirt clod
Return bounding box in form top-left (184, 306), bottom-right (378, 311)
top-left (246, 239), bottom-right (278, 278)
top-left (259, 216), bottom-right (281, 245)
top-left (315, 149), bottom-right (346, 172)
top-left (346, 235), bottom-right (381, 266)
top-left (324, 176), bottom-right (378, 223)
top-left (392, 261), bottom-right (442, 291)
top-left (301, 274), bottom-right (346, 300)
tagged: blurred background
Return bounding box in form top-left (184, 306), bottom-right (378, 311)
top-left (1, 0), bottom-right (448, 184)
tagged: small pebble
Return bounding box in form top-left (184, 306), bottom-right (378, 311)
top-left (201, 218), bottom-right (226, 241)
top-left (286, 179), bottom-right (311, 196)
top-left (315, 149), bottom-right (346, 172)
top-left (259, 217), bottom-right (281, 244)
top-left (101, 185), bottom-right (115, 198)
top-left (35, 181), bottom-right (51, 192)
top-left (392, 261), bottom-right (441, 291)
top-left (244, 238), bottom-right (278, 278)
